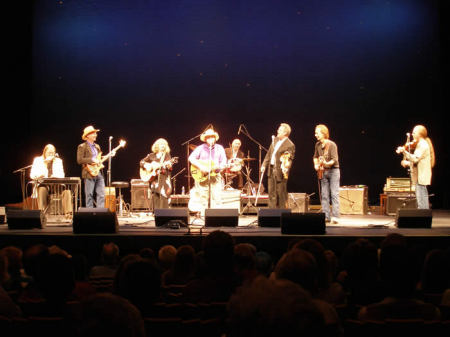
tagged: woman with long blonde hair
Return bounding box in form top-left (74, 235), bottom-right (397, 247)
top-left (396, 125), bottom-right (435, 209)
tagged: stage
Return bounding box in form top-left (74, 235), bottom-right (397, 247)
top-left (1, 209), bottom-right (449, 265)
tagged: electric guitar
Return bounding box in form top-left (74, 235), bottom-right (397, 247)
top-left (140, 157), bottom-right (178, 182)
top-left (85, 140), bottom-right (126, 177)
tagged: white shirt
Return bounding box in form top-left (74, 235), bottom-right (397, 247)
top-left (270, 138), bottom-right (287, 165)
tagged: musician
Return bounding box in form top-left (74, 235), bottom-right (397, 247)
top-left (30, 144), bottom-right (72, 216)
top-left (261, 123), bottom-right (295, 208)
top-left (313, 124), bottom-right (340, 223)
top-left (396, 125), bottom-right (435, 209)
top-left (224, 138), bottom-right (244, 189)
top-left (188, 128), bottom-right (227, 213)
top-left (77, 125), bottom-right (114, 208)
top-left (140, 138), bottom-right (173, 209)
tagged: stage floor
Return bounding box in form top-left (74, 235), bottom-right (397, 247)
top-left (2, 209), bottom-right (450, 237)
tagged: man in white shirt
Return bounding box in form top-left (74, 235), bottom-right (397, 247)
top-left (261, 123), bottom-right (295, 208)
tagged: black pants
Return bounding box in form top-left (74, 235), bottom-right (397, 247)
top-left (267, 167), bottom-right (288, 208)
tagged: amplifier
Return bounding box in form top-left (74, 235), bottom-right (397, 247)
top-left (339, 186), bottom-right (368, 215)
top-left (288, 193), bottom-right (309, 212)
top-left (386, 193), bottom-right (417, 215)
top-left (130, 179), bottom-right (151, 211)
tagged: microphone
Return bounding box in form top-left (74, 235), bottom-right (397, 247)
top-left (271, 135), bottom-right (275, 143)
top-left (238, 125), bottom-right (242, 135)
top-left (109, 136), bottom-right (113, 140)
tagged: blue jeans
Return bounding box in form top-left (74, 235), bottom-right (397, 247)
top-left (320, 168), bottom-right (340, 220)
top-left (415, 184), bottom-right (429, 209)
top-left (84, 174), bottom-right (105, 208)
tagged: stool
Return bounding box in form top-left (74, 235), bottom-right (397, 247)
top-left (112, 181), bottom-right (130, 216)
top-left (379, 193), bottom-right (387, 215)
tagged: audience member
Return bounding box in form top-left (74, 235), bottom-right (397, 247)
top-left (233, 243), bottom-right (258, 286)
top-left (337, 238), bottom-right (384, 306)
top-left (157, 245), bottom-right (177, 272)
top-left (0, 253), bottom-right (22, 317)
top-left (89, 242), bottom-right (120, 293)
top-left (273, 248), bottom-right (341, 328)
top-left (358, 234), bottom-right (441, 321)
top-left (292, 239), bottom-right (346, 305)
top-left (183, 230), bottom-right (238, 302)
top-left (161, 245), bottom-right (196, 286)
top-left (228, 276), bottom-right (325, 337)
top-left (255, 250), bottom-right (274, 277)
top-left (113, 255), bottom-right (161, 316)
top-left (77, 293), bottom-right (145, 337)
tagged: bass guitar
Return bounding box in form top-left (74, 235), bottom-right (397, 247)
top-left (85, 140), bottom-right (126, 177)
top-left (140, 157), bottom-right (178, 182)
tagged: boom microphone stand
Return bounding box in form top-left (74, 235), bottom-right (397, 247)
top-left (13, 164), bottom-right (33, 209)
top-left (238, 124), bottom-right (268, 182)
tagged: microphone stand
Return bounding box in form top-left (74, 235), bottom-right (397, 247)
top-left (171, 167), bottom-right (186, 195)
top-left (238, 124), bottom-right (268, 182)
top-left (13, 164), bottom-right (33, 209)
top-left (107, 136), bottom-right (112, 187)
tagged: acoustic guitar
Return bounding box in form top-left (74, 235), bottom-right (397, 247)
top-left (191, 160), bottom-right (221, 183)
top-left (140, 157), bottom-right (178, 182)
top-left (85, 140), bottom-right (126, 177)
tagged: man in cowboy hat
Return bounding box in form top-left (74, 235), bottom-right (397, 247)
top-left (188, 128), bottom-right (227, 213)
top-left (77, 125), bottom-right (114, 208)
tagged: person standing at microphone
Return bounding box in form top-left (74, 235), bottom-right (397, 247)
top-left (30, 144), bottom-right (72, 216)
top-left (261, 123), bottom-right (295, 208)
top-left (396, 125), bottom-right (435, 209)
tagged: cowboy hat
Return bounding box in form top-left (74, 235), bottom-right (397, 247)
top-left (82, 125), bottom-right (100, 140)
top-left (200, 128), bottom-right (219, 142)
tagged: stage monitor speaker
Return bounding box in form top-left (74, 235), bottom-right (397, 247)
top-left (339, 186), bottom-right (368, 215)
top-left (395, 208), bottom-right (432, 228)
top-left (386, 194), bottom-right (417, 215)
top-left (281, 212), bottom-right (326, 235)
top-left (154, 208), bottom-right (189, 228)
top-left (130, 179), bottom-right (151, 211)
top-left (6, 209), bottom-right (45, 229)
top-left (258, 208), bottom-right (292, 227)
top-left (205, 208), bottom-right (239, 227)
top-left (288, 193), bottom-right (309, 212)
top-left (73, 208), bottom-right (118, 234)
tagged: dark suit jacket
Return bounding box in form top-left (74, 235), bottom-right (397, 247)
top-left (77, 142), bottom-right (102, 179)
top-left (262, 137), bottom-right (295, 181)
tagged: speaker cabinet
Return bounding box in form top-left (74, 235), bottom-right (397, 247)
top-left (154, 208), bottom-right (189, 227)
top-left (6, 209), bottom-right (45, 229)
top-left (130, 179), bottom-right (151, 211)
top-left (205, 208), bottom-right (239, 227)
top-left (258, 208), bottom-right (292, 227)
top-left (395, 208), bottom-right (432, 228)
top-left (288, 193), bottom-right (309, 212)
top-left (281, 213), bottom-right (326, 235)
top-left (386, 193), bottom-right (417, 215)
top-left (73, 208), bottom-right (118, 234)
top-left (339, 186), bottom-right (368, 215)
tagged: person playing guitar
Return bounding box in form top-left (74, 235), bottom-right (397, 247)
top-left (313, 124), bottom-right (340, 224)
top-left (140, 138), bottom-right (175, 209)
top-left (77, 125), bottom-right (117, 208)
top-left (188, 128), bottom-right (227, 215)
